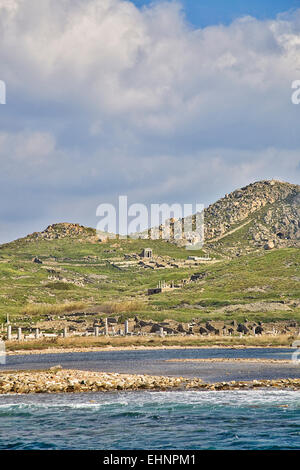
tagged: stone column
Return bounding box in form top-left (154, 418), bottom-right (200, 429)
top-left (35, 328), bottom-right (39, 339)
top-left (94, 326), bottom-right (99, 337)
top-left (7, 325), bottom-right (12, 341)
top-left (104, 318), bottom-right (108, 336)
top-left (63, 327), bottom-right (68, 338)
top-left (253, 326), bottom-right (256, 336)
top-left (124, 320), bottom-right (129, 335)
top-left (17, 327), bottom-right (22, 341)
top-left (160, 327), bottom-right (164, 337)
top-left (111, 327), bottom-right (115, 336)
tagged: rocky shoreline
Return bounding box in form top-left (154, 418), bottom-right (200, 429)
top-left (0, 368), bottom-right (299, 394)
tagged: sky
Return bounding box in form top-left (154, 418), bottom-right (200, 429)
top-left (133, 0), bottom-right (300, 26)
top-left (0, 0), bottom-right (300, 243)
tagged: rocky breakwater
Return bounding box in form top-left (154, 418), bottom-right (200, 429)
top-left (186, 378), bottom-right (300, 391)
top-left (0, 368), bottom-right (299, 394)
top-left (0, 368), bottom-right (187, 394)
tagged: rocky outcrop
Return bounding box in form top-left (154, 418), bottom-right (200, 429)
top-left (203, 180), bottom-right (300, 256)
top-left (156, 179), bottom-right (299, 256)
top-left (204, 180), bottom-right (298, 238)
top-left (28, 223), bottom-right (97, 242)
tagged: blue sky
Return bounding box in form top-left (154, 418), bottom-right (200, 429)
top-left (132, 0), bottom-right (300, 26)
top-left (0, 0), bottom-right (300, 243)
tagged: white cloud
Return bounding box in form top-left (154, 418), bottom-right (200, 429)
top-left (0, 0), bottom-right (300, 242)
top-left (0, 1), bottom-right (298, 116)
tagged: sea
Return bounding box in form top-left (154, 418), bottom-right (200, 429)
top-left (0, 390), bottom-right (299, 450)
top-left (0, 347), bottom-right (299, 450)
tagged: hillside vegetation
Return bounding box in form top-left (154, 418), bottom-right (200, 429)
top-left (0, 180), bottom-right (299, 326)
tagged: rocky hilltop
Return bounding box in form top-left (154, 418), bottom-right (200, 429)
top-left (28, 223), bottom-right (97, 241)
top-left (14, 222), bottom-right (113, 245)
top-left (202, 179), bottom-right (300, 256)
top-left (3, 180), bottom-right (299, 258)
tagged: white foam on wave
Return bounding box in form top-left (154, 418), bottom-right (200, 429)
top-left (0, 389), bottom-right (299, 411)
top-left (118, 390), bottom-right (300, 411)
top-left (0, 400), bottom-right (130, 411)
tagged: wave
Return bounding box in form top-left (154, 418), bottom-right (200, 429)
top-left (0, 390), bottom-right (299, 450)
top-left (0, 389), bottom-right (299, 412)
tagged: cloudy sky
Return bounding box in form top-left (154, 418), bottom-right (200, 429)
top-left (0, 0), bottom-right (300, 243)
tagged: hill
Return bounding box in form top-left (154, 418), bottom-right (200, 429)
top-left (203, 179), bottom-right (300, 257)
top-left (0, 180), bottom-right (299, 331)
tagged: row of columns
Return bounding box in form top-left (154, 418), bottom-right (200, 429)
top-left (5, 323), bottom-right (300, 340)
top-left (158, 280), bottom-right (167, 289)
top-left (157, 280), bottom-right (176, 289)
top-left (101, 319), bottom-right (129, 336)
top-left (5, 319), bottom-right (131, 340)
top-left (101, 319), bottom-right (130, 336)
top-left (6, 325), bottom-right (39, 341)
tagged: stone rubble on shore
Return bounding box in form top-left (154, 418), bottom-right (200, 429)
top-left (0, 368), bottom-right (299, 394)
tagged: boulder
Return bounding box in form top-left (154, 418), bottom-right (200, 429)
top-left (237, 323), bottom-right (249, 334)
top-left (177, 324), bottom-right (186, 333)
top-left (150, 324), bottom-right (161, 333)
top-left (264, 241), bottom-right (275, 250)
top-left (205, 322), bottom-right (216, 332)
top-left (199, 327), bottom-right (208, 335)
top-left (254, 326), bottom-right (264, 335)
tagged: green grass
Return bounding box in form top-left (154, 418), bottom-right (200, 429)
top-left (20, 301), bottom-right (86, 317)
top-left (0, 232), bottom-right (299, 324)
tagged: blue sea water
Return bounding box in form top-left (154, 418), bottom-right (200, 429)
top-left (3, 347), bottom-right (300, 382)
top-left (0, 390), bottom-right (299, 450)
